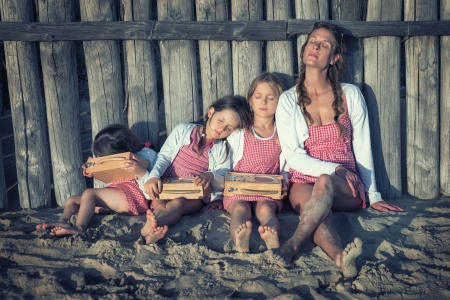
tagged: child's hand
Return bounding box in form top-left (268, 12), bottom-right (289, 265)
top-left (144, 177), bottom-right (162, 200)
top-left (194, 171), bottom-right (214, 189)
top-left (122, 154), bottom-right (148, 178)
top-left (201, 200), bottom-right (223, 211)
top-left (82, 158), bottom-right (94, 178)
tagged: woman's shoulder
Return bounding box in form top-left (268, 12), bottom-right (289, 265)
top-left (280, 85), bottom-right (297, 99)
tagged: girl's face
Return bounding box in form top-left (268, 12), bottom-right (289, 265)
top-left (249, 82), bottom-right (279, 119)
top-left (303, 28), bottom-right (340, 69)
top-left (206, 108), bottom-right (241, 140)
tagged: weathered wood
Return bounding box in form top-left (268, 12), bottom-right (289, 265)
top-left (122, 0), bottom-right (159, 150)
top-left (0, 0), bottom-right (51, 209)
top-left (38, 0), bottom-right (86, 207)
top-left (196, 0), bottom-right (233, 113)
top-left (441, 0), bottom-right (450, 196)
top-left (294, 0), bottom-right (329, 77)
top-left (0, 140), bottom-right (7, 211)
top-left (266, 0), bottom-right (294, 88)
top-left (331, 0), bottom-right (365, 88)
top-left (79, 0), bottom-right (124, 137)
top-left (232, 0), bottom-right (262, 98)
top-left (158, 0), bottom-right (199, 134)
top-left (364, 0), bottom-right (402, 199)
top-left (405, 0), bottom-right (439, 199)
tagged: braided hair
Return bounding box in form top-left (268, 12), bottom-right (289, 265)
top-left (296, 21), bottom-right (347, 137)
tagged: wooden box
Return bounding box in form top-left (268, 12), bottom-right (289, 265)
top-left (158, 178), bottom-right (211, 200)
top-left (85, 152), bottom-right (149, 183)
top-left (224, 172), bottom-right (283, 199)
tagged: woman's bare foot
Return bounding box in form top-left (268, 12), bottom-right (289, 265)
top-left (234, 221), bottom-right (252, 252)
top-left (141, 210), bottom-right (157, 237)
top-left (49, 226), bottom-right (83, 237)
top-left (145, 226), bottom-right (168, 244)
top-left (258, 225), bottom-right (280, 249)
top-left (338, 237), bottom-right (363, 278)
top-left (36, 220), bottom-right (71, 230)
top-left (267, 241), bottom-right (298, 266)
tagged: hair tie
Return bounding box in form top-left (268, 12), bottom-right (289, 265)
top-left (144, 141), bottom-right (151, 148)
top-left (334, 115), bottom-right (339, 121)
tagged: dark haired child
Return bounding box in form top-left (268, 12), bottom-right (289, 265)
top-left (36, 124), bottom-right (157, 236)
top-left (141, 96), bottom-right (251, 244)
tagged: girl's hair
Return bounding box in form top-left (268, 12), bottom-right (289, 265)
top-left (296, 21), bottom-right (347, 137)
top-left (197, 95), bottom-right (251, 157)
top-left (247, 72), bottom-right (285, 124)
top-left (92, 124), bottom-right (144, 157)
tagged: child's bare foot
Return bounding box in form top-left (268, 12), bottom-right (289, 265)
top-left (145, 225), bottom-right (168, 244)
top-left (234, 221), bottom-right (252, 252)
top-left (141, 210), bottom-right (157, 237)
top-left (49, 226), bottom-right (83, 237)
top-left (36, 220), bottom-right (70, 230)
top-left (338, 237), bottom-right (363, 277)
top-left (258, 225), bottom-right (280, 249)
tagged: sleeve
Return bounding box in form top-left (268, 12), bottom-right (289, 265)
top-left (209, 141), bottom-right (232, 202)
top-left (275, 89), bottom-right (340, 176)
top-left (347, 85), bottom-right (383, 205)
top-left (135, 148), bottom-right (158, 196)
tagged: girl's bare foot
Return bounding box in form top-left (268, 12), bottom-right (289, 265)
top-left (258, 225), bottom-right (280, 249)
top-left (145, 226), bottom-right (168, 244)
top-left (141, 210), bottom-right (157, 237)
top-left (49, 226), bottom-right (83, 237)
top-left (338, 237), bottom-right (363, 277)
top-left (36, 220), bottom-right (71, 230)
top-left (234, 221), bottom-right (252, 252)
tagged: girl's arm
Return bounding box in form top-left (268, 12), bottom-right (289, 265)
top-left (133, 148), bottom-right (158, 197)
top-left (276, 89), bottom-right (340, 176)
top-left (209, 140), bottom-right (232, 202)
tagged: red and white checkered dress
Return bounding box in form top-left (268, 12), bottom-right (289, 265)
top-left (223, 128), bottom-right (283, 211)
top-left (108, 179), bottom-right (149, 215)
top-left (162, 126), bottom-right (214, 203)
top-left (290, 106), bottom-right (366, 208)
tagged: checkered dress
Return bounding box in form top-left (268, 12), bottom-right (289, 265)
top-left (162, 126), bottom-right (214, 202)
top-left (290, 107), bottom-right (366, 207)
top-left (108, 179), bottom-right (149, 215)
top-left (223, 128), bottom-right (283, 211)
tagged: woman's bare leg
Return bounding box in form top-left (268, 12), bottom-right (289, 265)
top-left (254, 201), bottom-right (280, 249)
top-left (227, 200), bottom-right (252, 252)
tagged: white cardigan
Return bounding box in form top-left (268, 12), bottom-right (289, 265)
top-left (275, 83), bottom-right (382, 205)
top-left (142, 123), bottom-right (230, 201)
top-left (226, 129), bottom-right (290, 183)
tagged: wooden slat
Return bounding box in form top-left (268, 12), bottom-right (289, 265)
top-left (441, 0), bottom-right (450, 196)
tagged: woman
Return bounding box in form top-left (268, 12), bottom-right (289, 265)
top-left (271, 22), bottom-right (404, 277)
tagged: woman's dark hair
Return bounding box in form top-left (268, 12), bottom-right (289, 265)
top-left (296, 21), bottom-right (347, 137)
top-left (92, 124), bottom-right (144, 157)
top-left (197, 95), bottom-right (251, 157)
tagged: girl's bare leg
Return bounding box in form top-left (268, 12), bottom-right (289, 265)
top-left (227, 201), bottom-right (252, 252)
top-left (145, 198), bottom-right (203, 244)
top-left (254, 201), bottom-right (280, 249)
top-left (36, 195), bottom-right (81, 230)
top-left (50, 188), bottom-right (128, 237)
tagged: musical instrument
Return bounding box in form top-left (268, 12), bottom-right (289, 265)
top-left (224, 172), bottom-right (283, 199)
top-left (85, 152), bottom-right (149, 183)
top-left (158, 178), bottom-right (211, 200)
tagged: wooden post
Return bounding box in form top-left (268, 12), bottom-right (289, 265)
top-left (79, 0), bottom-right (124, 137)
top-left (441, 0), bottom-right (450, 196)
top-left (0, 0), bottom-right (51, 209)
top-left (405, 0), bottom-right (439, 199)
top-left (231, 0), bottom-right (262, 98)
top-left (158, 0), bottom-right (199, 134)
top-left (121, 0), bottom-right (159, 149)
top-left (294, 0), bottom-right (329, 74)
top-left (266, 0), bottom-right (294, 88)
top-left (0, 141), bottom-right (7, 211)
top-left (196, 0), bottom-right (233, 113)
top-left (38, 0), bottom-right (86, 207)
top-left (331, 0), bottom-right (365, 88)
top-left (364, 0), bottom-right (402, 199)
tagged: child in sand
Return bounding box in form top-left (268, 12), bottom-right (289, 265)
top-left (210, 72), bottom-right (289, 252)
top-left (271, 22), bottom-right (404, 277)
top-left (36, 124), bottom-right (157, 236)
top-left (140, 96), bottom-right (251, 244)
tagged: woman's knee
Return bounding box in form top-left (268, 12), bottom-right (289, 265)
top-left (314, 174), bottom-right (334, 195)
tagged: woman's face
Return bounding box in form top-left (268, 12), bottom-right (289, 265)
top-left (302, 28), bottom-right (340, 69)
top-left (205, 108), bottom-right (240, 141)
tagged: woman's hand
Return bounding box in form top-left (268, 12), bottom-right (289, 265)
top-left (201, 200), bottom-right (224, 211)
top-left (335, 166), bottom-right (360, 197)
top-left (122, 155), bottom-right (148, 178)
top-left (371, 201), bottom-right (404, 212)
top-left (144, 177), bottom-right (162, 200)
top-left (194, 171), bottom-right (214, 189)
top-left (82, 158), bottom-right (94, 178)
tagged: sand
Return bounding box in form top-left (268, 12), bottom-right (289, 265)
top-left (1, 196), bottom-right (450, 299)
